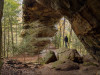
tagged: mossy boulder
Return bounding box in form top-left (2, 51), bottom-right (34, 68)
top-left (52, 60), bottom-right (79, 71)
top-left (83, 62), bottom-right (99, 67)
top-left (57, 48), bottom-right (83, 63)
top-left (44, 51), bottom-right (57, 64)
top-left (52, 60), bottom-right (65, 68)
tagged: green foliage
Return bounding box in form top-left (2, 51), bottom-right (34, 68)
top-left (2, 0), bottom-right (21, 57)
top-left (70, 31), bottom-right (87, 55)
top-left (3, 0), bottom-right (21, 24)
top-left (52, 35), bottom-right (60, 48)
top-left (4, 0), bottom-right (20, 16)
top-left (15, 34), bottom-right (36, 55)
top-left (0, 61), bottom-right (4, 68)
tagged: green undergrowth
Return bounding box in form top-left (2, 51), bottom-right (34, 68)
top-left (0, 61), bottom-right (4, 68)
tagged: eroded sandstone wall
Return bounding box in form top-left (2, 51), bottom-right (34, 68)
top-left (71, 0), bottom-right (100, 61)
top-left (22, 0), bottom-right (62, 53)
top-left (23, 0), bottom-right (100, 61)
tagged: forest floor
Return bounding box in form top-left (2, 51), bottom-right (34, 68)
top-left (1, 56), bottom-right (100, 75)
top-left (1, 46), bottom-right (100, 75)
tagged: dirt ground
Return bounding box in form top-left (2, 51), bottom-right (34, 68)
top-left (1, 46), bottom-right (100, 75)
top-left (1, 55), bottom-right (100, 75)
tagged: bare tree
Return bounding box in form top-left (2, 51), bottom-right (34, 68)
top-left (16, 23), bottom-right (18, 45)
top-left (63, 18), bottom-right (66, 47)
top-left (59, 22), bottom-right (62, 48)
top-left (69, 26), bottom-right (72, 49)
top-left (8, 16), bottom-right (14, 56)
top-left (7, 23), bottom-right (10, 58)
top-left (3, 18), bottom-right (6, 57)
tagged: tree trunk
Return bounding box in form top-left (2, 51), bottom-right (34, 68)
top-left (8, 16), bottom-right (14, 56)
top-left (7, 23), bottom-right (10, 58)
top-left (3, 19), bottom-right (6, 57)
top-left (0, 0), bottom-right (4, 74)
top-left (16, 23), bottom-right (17, 45)
top-left (63, 18), bottom-right (65, 47)
top-left (69, 26), bottom-right (72, 49)
top-left (59, 23), bottom-right (62, 48)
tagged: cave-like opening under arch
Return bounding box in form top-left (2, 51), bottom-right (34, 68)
top-left (23, 0), bottom-right (100, 62)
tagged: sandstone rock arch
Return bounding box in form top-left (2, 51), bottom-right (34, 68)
top-left (23, 0), bottom-right (100, 62)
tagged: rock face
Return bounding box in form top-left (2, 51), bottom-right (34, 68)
top-left (44, 51), bottom-right (57, 64)
top-left (83, 54), bottom-right (96, 63)
top-left (23, 0), bottom-right (100, 62)
top-left (22, 0), bottom-right (62, 53)
top-left (71, 0), bottom-right (100, 62)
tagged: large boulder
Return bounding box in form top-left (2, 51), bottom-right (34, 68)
top-left (44, 51), bottom-right (57, 64)
top-left (52, 60), bottom-right (79, 71)
top-left (57, 48), bottom-right (83, 63)
top-left (83, 54), bottom-right (99, 66)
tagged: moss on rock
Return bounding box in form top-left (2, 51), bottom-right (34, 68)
top-left (83, 62), bottom-right (99, 67)
top-left (44, 51), bottom-right (57, 64)
top-left (52, 60), bottom-right (64, 68)
top-left (36, 57), bottom-right (45, 65)
top-left (52, 60), bottom-right (79, 71)
top-left (57, 48), bottom-right (83, 63)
